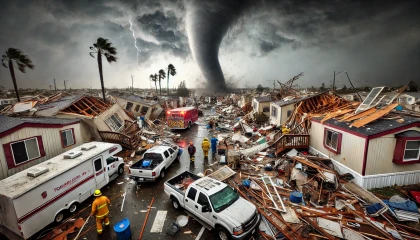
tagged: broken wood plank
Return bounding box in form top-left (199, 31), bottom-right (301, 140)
top-left (351, 103), bottom-right (398, 128)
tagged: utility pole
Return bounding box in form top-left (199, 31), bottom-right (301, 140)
top-left (49, 85), bottom-right (51, 90)
top-left (64, 80), bottom-right (68, 91)
top-left (333, 71), bottom-right (335, 93)
top-left (131, 75), bottom-right (134, 93)
top-left (54, 79), bottom-right (57, 91)
top-left (345, 71), bottom-right (363, 101)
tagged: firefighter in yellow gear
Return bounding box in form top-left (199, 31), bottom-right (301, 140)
top-left (201, 138), bottom-right (210, 157)
top-left (91, 189), bottom-right (111, 234)
top-left (281, 125), bottom-right (290, 135)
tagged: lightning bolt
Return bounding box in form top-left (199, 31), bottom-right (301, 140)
top-left (128, 17), bottom-right (140, 68)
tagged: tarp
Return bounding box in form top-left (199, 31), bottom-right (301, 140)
top-left (383, 199), bottom-right (419, 213)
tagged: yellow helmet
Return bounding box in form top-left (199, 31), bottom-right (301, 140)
top-left (94, 189), bottom-right (102, 197)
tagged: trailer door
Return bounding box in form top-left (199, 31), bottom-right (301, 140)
top-left (93, 158), bottom-right (107, 189)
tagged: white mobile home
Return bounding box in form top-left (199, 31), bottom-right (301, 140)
top-left (0, 115), bottom-right (92, 180)
top-left (309, 116), bottom-right (420, 189)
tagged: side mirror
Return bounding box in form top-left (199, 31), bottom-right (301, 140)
top-left (202, 205), bottom-right (212, 213)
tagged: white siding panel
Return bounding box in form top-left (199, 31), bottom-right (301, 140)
top-left (366, 127), bottom-right (420, 175)
top-left (0, 122), bottom-right (93, 180)
top-left (309, 121), bottom-right (366, 174)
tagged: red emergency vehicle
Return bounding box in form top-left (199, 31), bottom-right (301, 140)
top-left (166, 107), bottom-right (198, 129)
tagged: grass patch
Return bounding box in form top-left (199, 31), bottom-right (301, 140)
top-left (370, 186), bottom-right (401, 199)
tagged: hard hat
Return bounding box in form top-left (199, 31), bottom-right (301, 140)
top-left (94, 189), bottom-right (102, 197)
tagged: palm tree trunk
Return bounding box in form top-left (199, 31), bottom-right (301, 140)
top-left (158, 77), bottom-right (162, 96)
top-left (167, 68), bottom-right (170, 96)
top-left (97, 51), bottom-right (106, 102)
top-left (154, 82), bottom-right (158, 96)
top-left (9, 60), bottom-right (20, 102)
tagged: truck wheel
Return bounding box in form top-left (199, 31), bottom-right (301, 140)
top-left (69, 203), bottom-right (79, 213)
top-left (216, 227), bottom-right (231, 240)
top-left (54, 211), bottom-right (65, 223)
top-left (160, 169), bottom-right (165, 179)
top-left (188, 122), bottom-right (192, 129)
top-left (118, 165), bottom-right (124, 175)
top-left (172, 198), bottom-right (182, 210)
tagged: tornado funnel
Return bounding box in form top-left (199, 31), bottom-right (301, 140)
top-left (186, 0), bottom-right (248, 92)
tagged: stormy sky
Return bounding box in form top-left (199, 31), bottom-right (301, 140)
top-left (0, 0), bottom-right (419, 91)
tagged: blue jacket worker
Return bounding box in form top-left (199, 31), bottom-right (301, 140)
top-left (211, 135), bottom-right (218, 154)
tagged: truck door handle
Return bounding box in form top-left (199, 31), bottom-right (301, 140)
top-left (185, 199), bottom-right (188, 202)
top-left (213, 216), bottom-right (217, 219)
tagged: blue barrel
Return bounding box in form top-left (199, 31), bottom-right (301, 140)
top-left (114, 218), bottom-right (131, 240)
top-left (290, 191), bottom-right (303, 204)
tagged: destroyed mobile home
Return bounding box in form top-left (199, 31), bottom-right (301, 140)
top-left (186, 86), bottom-right (420, 239)
top-left (1, 85), bottom-right (420, 239)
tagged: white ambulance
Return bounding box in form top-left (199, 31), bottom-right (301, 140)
top-left (0, 142), bottom-right (123, 239)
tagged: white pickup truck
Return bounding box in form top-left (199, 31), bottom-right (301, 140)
top-left (129, 145), bottom-right (179, 183)
top-left (164, 171), bottom-right (260, 240)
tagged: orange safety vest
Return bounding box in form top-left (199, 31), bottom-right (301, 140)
top-left (91, 196), bottom-right (110, 218)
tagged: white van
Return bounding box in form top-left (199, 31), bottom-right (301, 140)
top-left (0, 142), bottom-right (123, 239)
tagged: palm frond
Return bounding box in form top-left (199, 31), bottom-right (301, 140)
top-left (2, 58), bottom-right (8, 68)
top-left (89, 52), bottom-right (96, 58)
top-left (107, 47), bottom-right (117, 55)
top-left (105, 54), bottom-right (117, 63)
top-left (18, 55), bottom-right (34, 69)
top-left (17, 62), bottom-right (26, 73)
top-left (158, 69), bottom-right (166, 79)
top-left (93, 43), bottom-right (98, 48)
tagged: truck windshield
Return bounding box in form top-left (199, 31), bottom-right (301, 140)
top-left (209, 186), bottom-right (239, 212)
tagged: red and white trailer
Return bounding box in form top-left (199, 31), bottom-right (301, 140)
top-left (166, 107), bottom-right (198, 130)
top-left (0, 142), bottom-right (123, 239)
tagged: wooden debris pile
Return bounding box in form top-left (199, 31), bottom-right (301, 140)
top-left (227, 151), bottom-right (420, 240)
top-left (285, 86), bottom-right (409, 134)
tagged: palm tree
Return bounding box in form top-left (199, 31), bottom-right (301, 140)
top-left (158, 69), bottom-right (166, 96)
top-left (2, 48), bottom-right (34, 102)
top-left (89, 38), bottom-right (117, 102)
top-left (149, 74), bottom-right (158, 96)
top-left (167, 64), bottom-right (176, 95)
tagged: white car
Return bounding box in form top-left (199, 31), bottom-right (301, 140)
top-left (129, 145), bottom-right (179, 183)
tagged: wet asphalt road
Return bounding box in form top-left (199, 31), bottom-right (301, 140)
top-left (70, 120), bottom-right (219, 240)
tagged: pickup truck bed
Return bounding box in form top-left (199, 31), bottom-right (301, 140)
top-left (166, 171), bottom-right (201, 194)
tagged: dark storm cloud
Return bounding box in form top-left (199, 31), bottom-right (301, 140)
top-left (0, 0), bottom-right (419, 90)
top-left (135, 9), bottom-right (190, 62)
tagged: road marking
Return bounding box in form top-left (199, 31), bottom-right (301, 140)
top-left (195, 226), bottom-right (205, 240)
top-left (150, 210), bottom-right (167, 233)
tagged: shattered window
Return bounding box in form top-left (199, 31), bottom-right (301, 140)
top-left (141, 106), bottom-right (149, 114)
top-left (105, 113), bottom-right (123, 131)
top-left (126, 102), bottom-right (133, 110)
top-left (209, 186), bottom-right (239, 212)
top-left (325, 129), bottom-right (339, 151)
top-left (404, 141), bottom-right (420, 161)
top-left (287, 110), bottom-right (293, 117)
top-left (262, 107), bottom-right (269, 112)
top-left (134, 105), bottom-right (140, 112)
